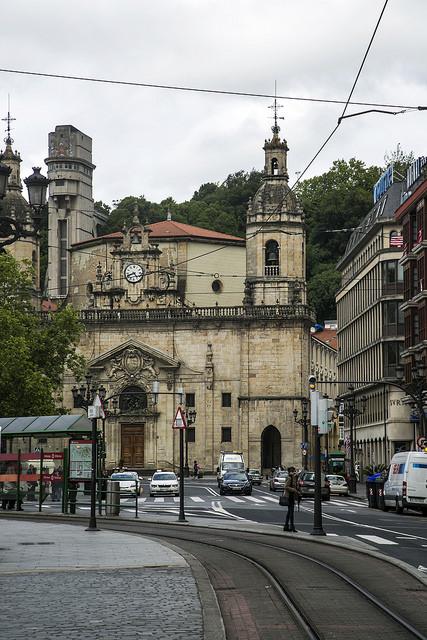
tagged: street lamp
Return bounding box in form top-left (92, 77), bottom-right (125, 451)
top-left (335, 385), bottom-right (366, 493)
top-left (394, 358), bottom-right (426, 441)
top-left (184, 408), bottom-right (197, 477)
top-left (293, 398), bottom-right (309, 470)
top-left (72, 374), bottom-right (101, 531)
top-left (0, 165), bottom-right (49, 253)
top-left (151, 379), bottom-right (186, 522)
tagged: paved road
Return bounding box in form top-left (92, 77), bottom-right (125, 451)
top-left (22, 478), bottom-right (427, 571)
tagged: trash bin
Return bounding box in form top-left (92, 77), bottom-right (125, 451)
top-left (69, 482), bottom-right (78, 514)
top-left (376, 480), bottom-right (386, 510)
top-left (366, 480), bottom-right (378, 508)
top-left (106, 480), bottom-right (120, 516)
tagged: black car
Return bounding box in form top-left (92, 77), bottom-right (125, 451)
top-left (219, 471), bottom-right (252, 495)
top-left (298, 471), bottom-right (330, 500)
top-left (247, 469), bottom-right (262, 485)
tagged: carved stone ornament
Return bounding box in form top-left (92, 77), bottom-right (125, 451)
top-left (107, 347), bottom-right (158, 383)
top-left (205, 342), bottom-right (214, 390)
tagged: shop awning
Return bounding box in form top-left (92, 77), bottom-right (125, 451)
top-left (0, 414), bottom-right (92, 437)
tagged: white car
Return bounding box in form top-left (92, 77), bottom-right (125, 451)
top-left (149, 471), bottom-right (179, 497)
top-left (326, 474), bottom-right (349, 496)
top-left (110, 471), bottom-right (143, 496)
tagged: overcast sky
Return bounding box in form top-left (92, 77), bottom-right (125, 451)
top-left (1, 1), bottom-right (426, 208)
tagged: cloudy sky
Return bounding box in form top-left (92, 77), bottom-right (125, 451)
top-left (1, 1), bottom-right (426, 208)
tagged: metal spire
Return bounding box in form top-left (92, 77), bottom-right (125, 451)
top-left (268, 81), bottom-right (284, 135)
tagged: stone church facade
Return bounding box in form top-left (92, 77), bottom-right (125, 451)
top-left (63, 118), bottom-right (313, 474)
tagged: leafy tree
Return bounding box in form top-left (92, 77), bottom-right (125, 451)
top-left (383, 143), bottom-right (414, 181)
top-left (0, 254), bottom-right (85, 416)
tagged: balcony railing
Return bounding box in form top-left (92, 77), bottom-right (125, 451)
top-left (264, 265), bottom-right (280, 276)
top-left (72, 304), bottom-right (314, 324)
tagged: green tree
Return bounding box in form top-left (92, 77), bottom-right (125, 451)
top-left (0, 254), bottom-right (85, 416)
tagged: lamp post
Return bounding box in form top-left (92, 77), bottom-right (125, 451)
top-left (335, 385), bottom-right (366, 493)
top-left (71, 375), bottom-right (100, 531)
top-left (395, 359), bottom-right (426, 441)
top-left (184, 408), bottom-right (197, 477)
top-left (151, 379), bottom-right (186, 522)
top-left (293, 398), bottom-right (309, 470)
top-left (0, 165), bottom-right (49, 252)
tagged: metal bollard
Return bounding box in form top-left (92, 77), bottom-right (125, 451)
top-left (106, 480), bottom-right (120, 516)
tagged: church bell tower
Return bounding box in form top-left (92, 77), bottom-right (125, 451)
top-left (245, 100), bottom-right (306, 307)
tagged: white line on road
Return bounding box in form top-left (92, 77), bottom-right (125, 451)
top-left (225, 496), bottom-right (245, 503)
top-left (190, 496), bottom-right (204, 502)
top-left (356, 535), bottom-right (398, 545)
top-left (245, 496), bottom-right (265, 504)
top-left (154, 498), bottom-right (165, 503)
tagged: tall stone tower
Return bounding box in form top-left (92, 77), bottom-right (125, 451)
top-left (245, 103), bottom-right (306, 306)
top-left (44, 125), bottom-right (96, 298)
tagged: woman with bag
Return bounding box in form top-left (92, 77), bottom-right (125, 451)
top-left (282, 466), bottom-right (300, 532)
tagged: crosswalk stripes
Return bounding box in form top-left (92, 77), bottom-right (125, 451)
top-left (356, 534), bottom-right (398, 545)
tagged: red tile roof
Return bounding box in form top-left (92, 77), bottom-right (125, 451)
top-left (71, 220), bottom-right (244, 248)
top-left (311, 328), bottom-right (338, 351)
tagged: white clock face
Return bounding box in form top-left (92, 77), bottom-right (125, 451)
top-left (124, 263), bottom-right (144, 283)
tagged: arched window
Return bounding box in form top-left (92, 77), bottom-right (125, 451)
top-left (119, 386), bottom-right (147, 413)
top-left (271, 157), bottom-right (279, 175)
top-left (265, 240), bottom-right (280, 276)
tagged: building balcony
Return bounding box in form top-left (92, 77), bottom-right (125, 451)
top-left (264, 265), bottom-right (280, 277)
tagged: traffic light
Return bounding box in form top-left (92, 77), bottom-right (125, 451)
top-left (308, 375), bottom-right (316, 391)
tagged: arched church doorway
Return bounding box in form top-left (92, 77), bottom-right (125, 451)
top-left (261, 425), bottom-right (281, 473)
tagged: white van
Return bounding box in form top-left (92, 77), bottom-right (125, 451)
top-left (383, 451), bottom-right (427, 514)
top-left (216, 451), bottom-right (245, 487)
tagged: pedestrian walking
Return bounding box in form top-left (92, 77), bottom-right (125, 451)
top-left (283, 466), bottom-right (300, 532)
top-left (193, 460), bottom-right (199, 479)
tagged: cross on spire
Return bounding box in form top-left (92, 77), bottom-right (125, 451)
top-left (1, 96), bottom-right (16, 145)
top-left (268, 81), bottom-right (284, 135)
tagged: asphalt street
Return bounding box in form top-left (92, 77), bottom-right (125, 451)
top-left (22, 477), bottom-right (427, 571)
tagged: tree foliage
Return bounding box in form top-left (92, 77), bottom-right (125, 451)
top-left (0, 255), bottom-right (85, 417)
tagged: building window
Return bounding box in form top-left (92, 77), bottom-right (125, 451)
top-left (119, 386), bottom-right (147, 413)
top-left (271, 157), bottom-right (279, 175)
top-left (58, 219), bottom-right (68, 296)
top-left (185, 393), bottom-right (195, 407)
top-left (383, 341), bottom-right (402, 378)
top-left (55, 179), bottom-right (65, 186)
top-left (383, 300), bottom-right (404, 337)
top-left (221, 427), bottom-right (232, 442)
top-left (222, 392), bottom-right (232, 407)
top-left (211, 279), bottom-right (223, 293)
top-left (187, 427), bottom-right (195, 443)
top-left (382, 260), bottom-right (403, 295)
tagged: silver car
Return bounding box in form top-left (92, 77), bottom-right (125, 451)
top-left (269, 470), bottom-right (288, 491)
top-left (326, 474), bottom-right (349, 496)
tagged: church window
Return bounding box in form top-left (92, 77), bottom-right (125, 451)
top-left (222, 392), bottom-right (232, 407)
top-left (271, 157), bottom-right (279, 175)
top-left (265, 240), bottom-right (280, 276)
top-left (211, 279), bottom-right (223, 293)
top-left (119, 386), bottom-right (147, 413)
top-left (221, 427), bottom-right (232, 442)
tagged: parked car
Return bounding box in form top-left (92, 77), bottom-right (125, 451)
top-left (247, 469), bottom-right (262, 485)
top-left (298, 471), bottom-right (330, 500)
top-left (326, 474), bottom-right (349, 496)
top-left (269, 470), bottom-right (288, 492)
top-left (110, 471), bottom-right (143, 496)
top-left (149, 471), bottom-right (179, 497)
top-left (219, 471), bottom-right (252, 496)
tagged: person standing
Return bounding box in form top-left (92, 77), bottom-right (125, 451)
top-left (283, 467), bottom-right (300, 532)
top-left (193, 460), bottom-right (199, 479)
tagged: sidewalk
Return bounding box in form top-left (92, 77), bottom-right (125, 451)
top-left (349, 482), bottom-right (369, 501)
top-left (0, 519), bottom-right (223, 640)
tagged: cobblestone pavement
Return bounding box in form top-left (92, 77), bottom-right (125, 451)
top-left (0, 520), bottom-right (203, 640)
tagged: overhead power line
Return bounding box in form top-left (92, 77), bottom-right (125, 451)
top-left (0, 66), bottom-right (424, 112)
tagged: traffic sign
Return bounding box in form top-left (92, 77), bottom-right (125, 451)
top-left (172, 406), bottom-right (187, 429)
top-left (416, 436), bottom-right (427, 450)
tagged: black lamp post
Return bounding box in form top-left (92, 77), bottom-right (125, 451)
top-left (72, 374), bottom-right (100, 531)
top-left (0, 165), bottom-right (49, 253)
top-left (184, 408), bottom-right (197, 477)
top-left (293, 398), bottom-right (309, 470)
top-left (335, 385), bottom-right (366, 493)
top-left (151, 379), bottom-right (186, 522)
top-left (394, 359), bottom-right (426, 441)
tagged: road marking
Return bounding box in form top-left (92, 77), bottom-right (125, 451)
top-left (356, 534), bottom-right (398, 545)
top-left (395, 536), bottom-right (418, 540)
top-left (326, 533), bottom-right (339, 536)
top-left (190, 496), bottom-right (204, 502)
top-left (245, 496), bottom-right (265, 504)
top-left (262, 495), bottom-right (280, 503)
top-left (154, 497), bottom-right (164, 503)
top-left (225, 496), bottom-right (245, 503)
top-left (212, 500), bottom-right (248, 520)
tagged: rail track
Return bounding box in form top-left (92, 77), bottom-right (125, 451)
top-left (4, 514), bottom-right (427, 640)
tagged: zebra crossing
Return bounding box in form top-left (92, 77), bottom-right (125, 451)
top-left (128, 495), bottom-right (368, 508)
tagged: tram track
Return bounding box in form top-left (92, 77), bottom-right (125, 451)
top-left (3, 513), bottom-right (427, 640)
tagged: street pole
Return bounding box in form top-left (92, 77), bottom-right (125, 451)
top-left (310, 386), bottom-right (325, 536)
top-left (184, 427), bottom-right (189, 478)
top-left (86, 416), bottom-right (99, 531)
top-left (179, 427), bottom-right (186, 522)
top-left (349, 409), bottom-right (356, 493)
top-left (303, 418), bottom-right (308, 471)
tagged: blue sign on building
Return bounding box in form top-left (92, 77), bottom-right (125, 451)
top-left (373, 164), bottom-right (394, 204)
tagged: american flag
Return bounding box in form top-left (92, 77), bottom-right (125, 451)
top-left (390, 234), bottom-right (404, 247)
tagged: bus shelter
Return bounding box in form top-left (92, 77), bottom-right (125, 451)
top-left (0, 415), bottom-right (92, 512)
